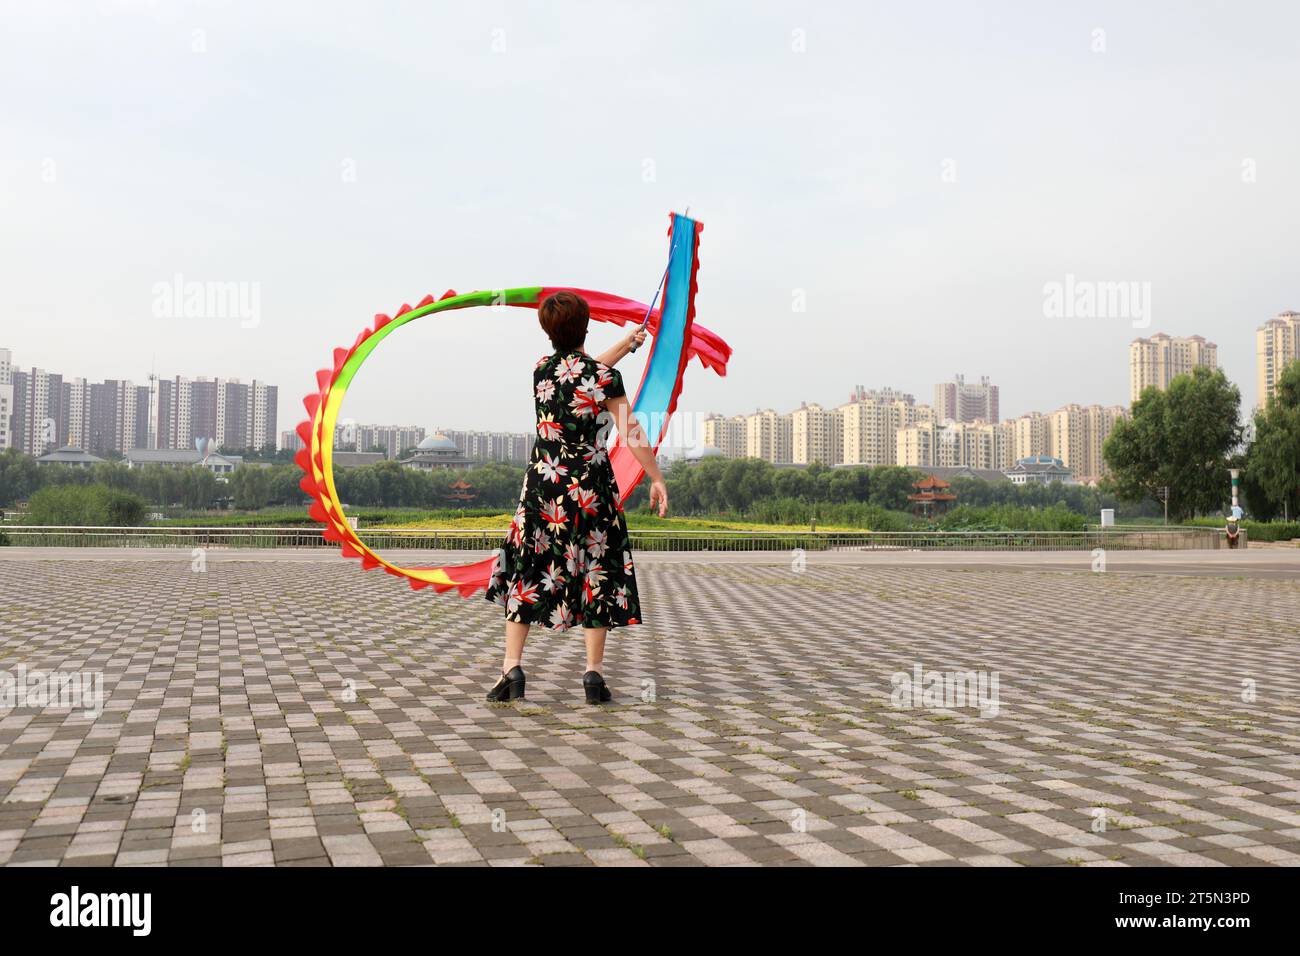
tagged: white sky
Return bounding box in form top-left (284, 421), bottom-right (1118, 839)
top-left (2, 0), bottom-right (1297, 437)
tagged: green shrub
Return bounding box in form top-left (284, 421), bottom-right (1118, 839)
top-left (1237, 520), bottom-right (1297, 542)
top-left (936, 504), bottom-right (1086, 532)
top-left (25, 484), bottom-right (146, 527)
top-left (1182, 517), bottom-right (1300, 542)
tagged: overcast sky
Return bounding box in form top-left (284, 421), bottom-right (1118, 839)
top-left (2, 0), bottom-right (1297, 439)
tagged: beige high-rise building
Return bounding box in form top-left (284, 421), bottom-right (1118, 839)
top-left (897, 419), bottom-right (1017, 470)
top-left (895, 422), bottom-right (933, 469)
top-left (708, 392), bottom-right (928, 467)
top-left (991, 419), bottom-right (1016, 469)
top-left (0, 348), bottom-right (12, 452)
top-left (1049, 403), bottom-right (1126, 482)
top-left (839, 398), bottom-right (929, 466)
top-left (744, 409), bottom-right (792, 463)
top-left (702, 414), bottom-right (747, 459)
top-left (1256, 311), bottom-right (1300, 408)
top-left (1010, 412), bottom-right (1052, 462)
top-left (790, 402), bottom-right (842, 465)
top-left (1084, 404), bottom-right (1126, 480)
top-left (66, 377), bottom-right (89, 449)
top-left (1129, 333), bottom-right (1218, 405)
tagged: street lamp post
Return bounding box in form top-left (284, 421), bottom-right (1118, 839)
top-left (1227, 468), bottom-right (1243, 549)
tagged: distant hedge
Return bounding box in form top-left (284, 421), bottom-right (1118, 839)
top-left (1184, 517), bottom-right (1299, 542)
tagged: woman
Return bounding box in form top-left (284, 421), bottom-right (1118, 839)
top-left (483, 290), bottom-right (669, 704)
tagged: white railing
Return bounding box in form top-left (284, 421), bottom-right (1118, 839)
top-left (0, 525), bottom-right (1234, 551)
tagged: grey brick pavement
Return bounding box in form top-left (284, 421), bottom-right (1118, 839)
top-left (1, 550), bottom-right (1298, 867)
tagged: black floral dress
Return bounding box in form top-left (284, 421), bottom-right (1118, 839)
top-left (484, 349), bottom-right (643, 630)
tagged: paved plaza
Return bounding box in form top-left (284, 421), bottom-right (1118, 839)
top-left (1, 546), bottom-right (1299, 867)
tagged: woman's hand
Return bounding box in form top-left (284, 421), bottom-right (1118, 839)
top-left (595, 327), bottom-right (648, 368)
top-left (648, 479), bottom-right (669, 517)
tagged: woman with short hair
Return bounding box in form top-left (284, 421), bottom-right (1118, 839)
top-left (483, 290), bottom-right (668, 704)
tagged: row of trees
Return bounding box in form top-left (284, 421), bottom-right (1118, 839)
top-left (2, 448), bottom-right (1157, 521)
top-left (0, 452), bottom-right (223, 510)
top-left (0, 449), bottom-right (530, 513)
top-left (1247, 362), bottom-right (1300, 520)
top-left (330, 460), bottom-right (524, 509)
top-left (660, 457), bottom-right (1153, 520)
top-left (1104, 365), bottom-right (1300, 522)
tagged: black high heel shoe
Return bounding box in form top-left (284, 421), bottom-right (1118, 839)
top-left (486, 666), bottom-right (526, 702)
top-left (582, 670), bottom-right (612, 704)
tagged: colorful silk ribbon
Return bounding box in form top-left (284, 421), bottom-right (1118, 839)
top-left (296, 213), bottom-right (730, 596)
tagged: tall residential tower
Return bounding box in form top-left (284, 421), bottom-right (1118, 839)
top-left (1129, 333), bottom-right (1217, 405)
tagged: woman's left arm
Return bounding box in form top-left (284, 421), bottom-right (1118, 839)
top-left (594, 327), bottom-right (648, 368)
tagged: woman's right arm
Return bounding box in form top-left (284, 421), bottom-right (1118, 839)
top-left (604, 394), bottom-right (668, 517)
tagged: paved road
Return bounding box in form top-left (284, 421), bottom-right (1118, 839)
top-left (4, 544), bottom-right (1299, 576)
top-left (1, 548), bottom-right (1298, 866)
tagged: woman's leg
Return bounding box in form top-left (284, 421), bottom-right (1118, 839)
top-left (503, 620), bottom-right (529, 673)
top-left (584, 627), bottom-right (607, 674)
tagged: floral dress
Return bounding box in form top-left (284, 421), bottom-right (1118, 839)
top-left (484, 350), bottom-right (642, 630)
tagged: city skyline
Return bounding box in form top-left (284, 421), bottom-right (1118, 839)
top-left (2, 303), bottom-right (1289, 470)
top-left (3, 307), bottom-right (1288, 442)
top-left (0, 346), bottom-right (278, 457)
top-left (703, 392), bottom-right (1126, 481)
top-left (0, 341), bottom-right (544, 468)
top-left (5, 306), bottom-right (1284, 455)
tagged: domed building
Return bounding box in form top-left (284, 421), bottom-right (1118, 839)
top-left (683, 446), bottom-right (725, 464)
top-left (401, 433), bottom-right (476, 471)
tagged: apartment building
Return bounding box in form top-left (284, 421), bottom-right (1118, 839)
top-left (790, 402), bottom-right (842, 465)
top-left (1129, 333), bottom-right (1218, 404)
top-left (1010, 412), bottom-right (1052, 462)
top-left (10, 368), bottom-right (64, 455)
top-left (897, 419), bottom-right (1017, 471)
top-left (839, 397), bottom-right (929, 467)
top-left (1256, 311), bottom-right (1300, 408)
top-left (438, 429), bottom-right (534, 464)
top-left (934, 374), bottom-right (999, 424)
top-left (353, 424), bottom-right (426, 458)
top-left (702, 414), bottom-right (747, 459)
top-left (0, 350), bottom-right (279, 458)
top-left (744, 408), bottom-right (792, 463)
top-left (0, 349), bottom-right (12, 452)
top-left (157, 376), bottom-right (278, 452)
top-left (1049, 403), bottom-right (1126, 482)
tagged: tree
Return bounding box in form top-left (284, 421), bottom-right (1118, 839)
top-left (1246, 360), bottom-right (1300, 520)
top-left (230, 466), bottom-right (272, 510)
top-left (1104, 367), bottom-right (1242, 521)
top-left (178, 467), bottom-right (219, 510)
top-left (867, 466), bottom-right (921, 511)
top-left (0, 449), bottom-right (40, 507)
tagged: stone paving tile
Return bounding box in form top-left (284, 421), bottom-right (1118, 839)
top-left (1, 553), bottom-right (1299, 866)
